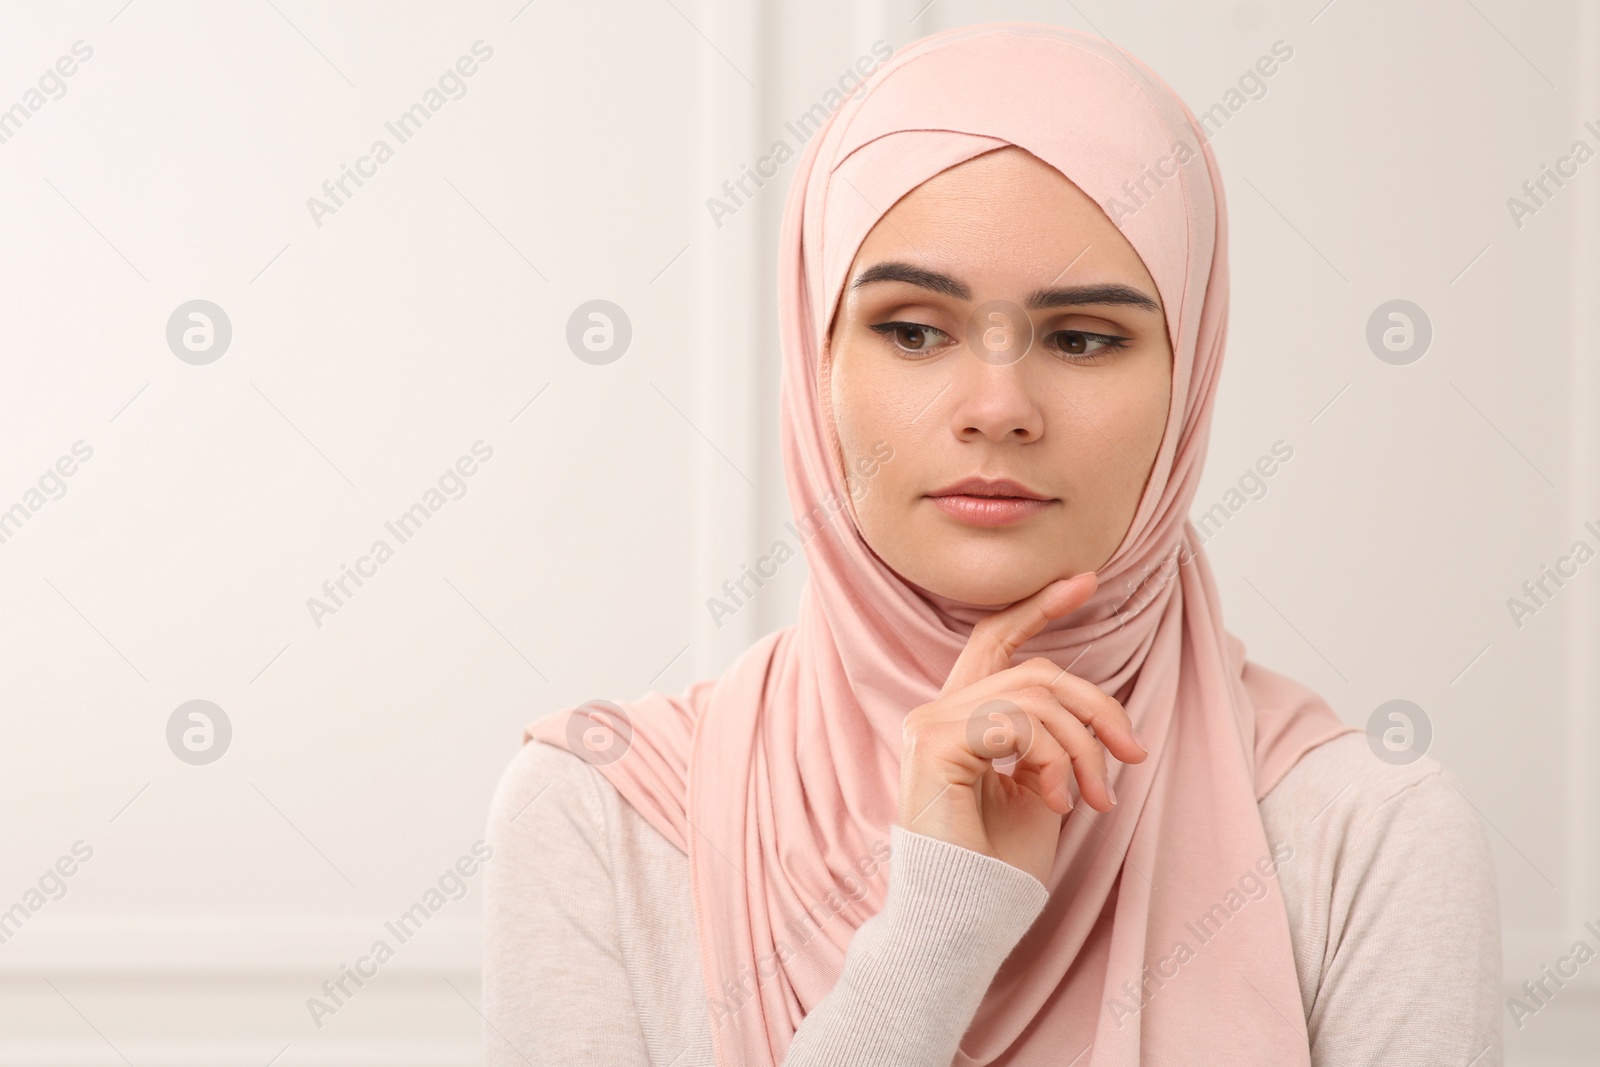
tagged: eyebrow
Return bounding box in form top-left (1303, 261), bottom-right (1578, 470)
top-left (849, 260), bottom-right (1161, 314)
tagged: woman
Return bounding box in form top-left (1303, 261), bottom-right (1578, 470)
top-left (484, 22), bottom-right (1501, 1066)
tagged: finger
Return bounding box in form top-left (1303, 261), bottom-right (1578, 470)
top-left (1002, 686), bottom-right (1114, 811)
top-left (953, 658), bottom-right (1147, 765)
top-left (942, 571), bottom-right (1098, 696)
top-left (1007, 761), bottom-right (1074, 814)
top-left (964, 699), bottom-right (1076, 814)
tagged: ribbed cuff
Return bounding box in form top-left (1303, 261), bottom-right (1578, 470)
top-left (793, 825), bottom-right (1050, 1062)
top-left (876, 824), bottom-right (1051, 970)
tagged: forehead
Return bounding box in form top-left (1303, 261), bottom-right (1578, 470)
top-left (848, 152), bottom-right (1161, 305)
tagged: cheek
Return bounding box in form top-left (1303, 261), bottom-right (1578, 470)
top-left (829, 343), bottom-right (907, 473)
top-left (1052, 360), bottom-right (1170, 508)
top-left (1138, 363), bottom-right (1174, 460)
top-left (1100, 357), bottom-right (1171, 464)
top-left (827, 346), bottom-right (924, 537)
top-left (1127, 379), bottom-right (1171, 462)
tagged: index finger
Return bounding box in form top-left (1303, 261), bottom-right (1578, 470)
top-left (942, 571), bottom-right (1098, 696)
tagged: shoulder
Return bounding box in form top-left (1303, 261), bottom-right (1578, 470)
top-left (486, 736), bottom-right (621, 869)
top-left (1260, 732), bottom-right (1503, 1057)
top-left (1259, 730), bottom-right (1498, 923)
top-left (481, 742), bottom-right (693, 1062)
top-left (1259, 730), bottom-right (1488, 861)
top-left (490, 734), bottom-right (608, 809)
top-left (493, 734), bottom-right (604, 804)
top-left (485, 734), bottom-right (692, 895)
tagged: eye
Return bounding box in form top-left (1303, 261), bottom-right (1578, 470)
top-left (1047, 329), bottom-right (1132, 363)
top-left (869, 321), bottom-right (952, 357)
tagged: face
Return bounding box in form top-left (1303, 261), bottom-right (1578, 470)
top-left (825, 146), bottom-right (1173, 608)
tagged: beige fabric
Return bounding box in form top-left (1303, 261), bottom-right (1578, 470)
top-left (482, 731), bottom-right (1501, 1065)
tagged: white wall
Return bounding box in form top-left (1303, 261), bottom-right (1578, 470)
top-left (0, 0), bottom-right (1594, 1063)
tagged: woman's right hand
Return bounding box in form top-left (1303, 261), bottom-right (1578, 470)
top-left (896, 572), bottom-right (1148, 886)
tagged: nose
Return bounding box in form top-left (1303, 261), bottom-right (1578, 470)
top-left (948, 355), bottom-right (1045, 444)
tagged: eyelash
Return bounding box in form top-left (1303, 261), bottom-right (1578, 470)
top-left (868, 321), bottom-right (1133, 363)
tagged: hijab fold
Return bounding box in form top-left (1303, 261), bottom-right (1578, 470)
top-left (526, 22), bottom-right (1357, 1065)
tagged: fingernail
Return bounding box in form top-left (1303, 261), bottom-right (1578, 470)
top-left (1052, 785), bottom-right (1073, 813)
top-left (1106, 780), bottom-right (1117, 805)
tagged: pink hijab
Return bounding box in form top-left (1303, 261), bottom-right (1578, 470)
top-left (526, 21), bottom-right (1358, 1066)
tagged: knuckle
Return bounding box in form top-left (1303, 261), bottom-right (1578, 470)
top-left (918, 717), bottom-right (961, 747)
top-left (1070, 742), bottom-right (1108, 771)
top-left (901, 711), bottom-right (931, 743)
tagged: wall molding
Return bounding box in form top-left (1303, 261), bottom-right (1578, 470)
top-left (0, 916), bottom-right (479, 974)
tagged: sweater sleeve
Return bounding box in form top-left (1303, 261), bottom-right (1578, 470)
top-left (781, 823), bottom-right (1050, 1065)
top-left (1259, 732), bottom-right (1504, 1067)
top-left (482, 740), bottom-right (1050, 1066)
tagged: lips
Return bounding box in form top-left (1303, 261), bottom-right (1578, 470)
top-left (928, 476), bottom-right (1053, 501)
top-left (926, 477), bottom-right (1057, 528)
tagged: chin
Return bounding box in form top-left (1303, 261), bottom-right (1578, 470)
top-left (900, 541), bottom-right (1065, 608)
top-left (859, 508), bottom-right (1087, 606)
top-left (930, 584), bottom-right (1027, 608)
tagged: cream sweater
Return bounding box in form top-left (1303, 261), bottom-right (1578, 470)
top-left (481, 730), bottom-right (1502, 1065)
